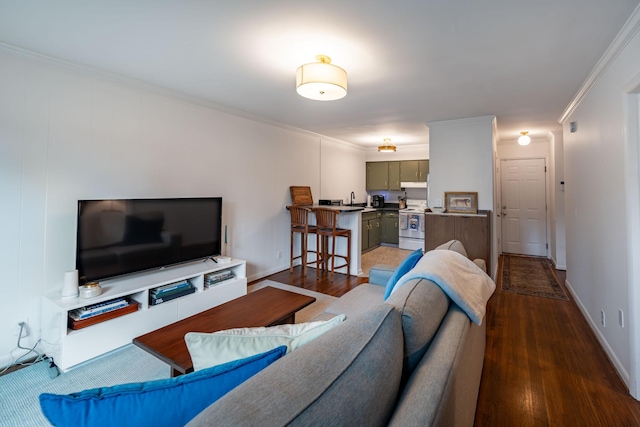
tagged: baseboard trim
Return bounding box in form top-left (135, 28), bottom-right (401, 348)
top-left (564, 278), bottom-right (630, 389)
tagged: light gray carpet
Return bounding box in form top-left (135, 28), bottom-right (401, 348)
top-left (0, 280), bottom-right (335, 426)
top-left (0, 345), bottom-right (169, 427)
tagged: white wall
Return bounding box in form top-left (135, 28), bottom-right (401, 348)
top-left (560, 9), bottom-right (640, 393)
top-left (364, 144), bottom-right (429, 162)
top-left (0, 49), bottom-right (365, 367)
top-left (320, 138), bottom-right (367, 204)
top-left (428, 116), bottom-right (495, 210)
top-left (497, 138), bottom-right (549, 159)
top-left (427, 116), bottom-right (496, 274)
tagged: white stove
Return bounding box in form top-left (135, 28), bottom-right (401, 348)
top-left (399, 199), bottom-right (427, 250)
top-left (399, 199), bottom-right (428, 213)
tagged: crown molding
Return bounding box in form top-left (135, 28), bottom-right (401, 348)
top-left (0, 41), bottom-right (356, 146)
top-left (558, 5), bottom-right (640, 124)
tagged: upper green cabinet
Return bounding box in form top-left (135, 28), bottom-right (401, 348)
top-left (400, 160), bottom-right (429, 182)
top-left (388, 161), bottom-right (401, 190)
top-left (367, 160), bottom-right (428, 191)
top-left (366, 162), bottom-right (389, 190)
top-left (418, 160), bottom-right (429, 181)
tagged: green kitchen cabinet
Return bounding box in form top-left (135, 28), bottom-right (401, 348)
top-left (368, 160), bottom-right (429, 190)
top-left (366, 162), bottom-right (389, 190)
top-left (400, 160), bottom-right (429, 182)
top-left (418, 160), bottom-right (429, 181)
top-left (362, 211), bottom-right (382, 251)
top-left (388, 161), bottom-right (401, 190)
top-left (381, 211), bottom-right (399, 245)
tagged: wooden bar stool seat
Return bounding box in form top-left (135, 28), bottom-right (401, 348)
top-left (287, 206), bottom-right (318, 275)
top-left (312, 207), bottom-right (351, 279)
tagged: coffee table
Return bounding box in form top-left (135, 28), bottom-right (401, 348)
top-left (133, 286), bottom-right (315, 377)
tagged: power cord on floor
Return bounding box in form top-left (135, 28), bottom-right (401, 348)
top-left (0, 322), bottom-right (60, 378)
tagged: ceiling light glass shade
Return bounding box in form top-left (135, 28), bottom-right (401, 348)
top-left (378, 138), bottom-right (396, 152)
top-left (296, 55), bottom-right (347, 101)
top-left (518, 131), bottom-right (531, 146)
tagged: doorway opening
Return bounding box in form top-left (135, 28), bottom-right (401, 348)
top-left (500, 158), bottom-right (548, 256)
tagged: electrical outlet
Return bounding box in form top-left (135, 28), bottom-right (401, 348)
top-left (619, 309), bottom-right (625, 328)
top-left (600, 310), bottom-right (605, 327)
top-left (276, 251), bottom-right (282, 260)
top-left (14, 320), bottom-right (29, 338)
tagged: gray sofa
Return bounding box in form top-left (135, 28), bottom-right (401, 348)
top-left (188, 244), bottom-right (488, 427)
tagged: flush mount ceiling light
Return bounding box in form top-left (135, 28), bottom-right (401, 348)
top-left (378, 138), bottom-right (396, 153)
top-left (518, 131), bottom-right (531, 146)
top-left (296, 55), bottom-right (347, 101)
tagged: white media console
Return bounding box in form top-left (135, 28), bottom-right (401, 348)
top-left (41, 258), bottom-right (247, 371)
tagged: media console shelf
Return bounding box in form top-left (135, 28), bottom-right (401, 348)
top-left (41, 258), bottom-right (247, 372)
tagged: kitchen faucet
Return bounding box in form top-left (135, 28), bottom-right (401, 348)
top-left (350, 192), bottom-right (355, 206)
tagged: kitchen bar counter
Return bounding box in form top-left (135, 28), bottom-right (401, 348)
top-left (295, 206), bottom-right (363, 276)
top-left (309, 205), bottom-right (365, 212)
top-left (290, 204), bottom-right (399, 275)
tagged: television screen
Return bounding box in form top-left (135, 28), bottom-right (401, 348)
top-left (76, 197), bottom-right (222, 283)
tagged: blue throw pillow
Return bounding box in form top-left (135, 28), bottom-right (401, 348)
top-left (39, 345), bottom-right (287, 427)
top-left (383, 248), bottom-right (423, 300)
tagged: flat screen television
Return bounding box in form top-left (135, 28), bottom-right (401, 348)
top-left (76, 197), bottom-right (222, 283)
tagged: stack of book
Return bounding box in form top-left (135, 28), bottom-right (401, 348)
top-left (204, 270), bottom-right (235, 288)
top-left (69, 297), bottom-right (130, 321)
top-left (149, 280), bottom-right (195, 305)
top-left (68, 297), bottom-right (139, 330)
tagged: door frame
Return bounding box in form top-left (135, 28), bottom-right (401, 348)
top-left (624, 74), bottom-right (640, 400)
top-left (497, 156), bottom-right (550, 258)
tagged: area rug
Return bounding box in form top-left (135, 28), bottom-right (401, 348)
top-left (248, 280), bottom-right (338, 323)
top-left (501, 254), bottom-right (568, 300)
top-left (359, 246), bottom-right (412, 277)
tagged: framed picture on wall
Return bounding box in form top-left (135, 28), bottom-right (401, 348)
top-left (445, 192), bottom-right (478, 214)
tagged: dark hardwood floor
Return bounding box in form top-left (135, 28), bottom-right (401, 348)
top-left (259, 256), bottom-right (640, 426)
top-left (475, 258), bottom-right (640, 426)
top-left (260, 266), bottom-right (368, 297)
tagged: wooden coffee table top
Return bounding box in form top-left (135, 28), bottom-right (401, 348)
top-left (133, 286), bottom-right (315, 375)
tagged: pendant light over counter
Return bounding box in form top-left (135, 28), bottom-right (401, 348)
top-left (296, 55), bottom-right (347, 101)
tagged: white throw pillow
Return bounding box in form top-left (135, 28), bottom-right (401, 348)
top-left (185, 314), bottom-right (346, 371)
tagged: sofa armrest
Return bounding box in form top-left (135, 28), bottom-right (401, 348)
top-left (472, 259), bottom-right (487, 273)
top-left (369, 264), bottom-right (396, 286)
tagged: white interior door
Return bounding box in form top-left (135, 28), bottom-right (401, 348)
top-left (501, 158), bottom-right (547, 256)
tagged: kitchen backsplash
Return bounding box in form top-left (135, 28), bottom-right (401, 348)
top-left (368, 188), bottom-right (428, 204)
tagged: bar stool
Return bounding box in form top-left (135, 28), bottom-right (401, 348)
top-left (287, 206), bottom-right (318, 275)
top-left (312, 207), bottom-right (351, 278)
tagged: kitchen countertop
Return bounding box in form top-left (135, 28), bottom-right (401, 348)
top-left (293, 203), bottom-right (401, 213)
top-left (303, 205), bottom-right (365, 213)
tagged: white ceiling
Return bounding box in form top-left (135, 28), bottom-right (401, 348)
top-left (0, 1), bottom-right (638, 148)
